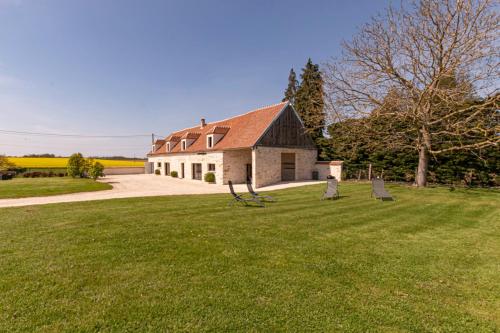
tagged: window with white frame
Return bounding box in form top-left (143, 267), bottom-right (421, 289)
top-left (207, 135), bottom-right (213, 148)
top-left (207, 163), bottom-right (215, 172)
top-left (157, 162), bottom-right (161, 167)
top-left (181, 140), bottom-right (187, 151)
top-left (166, 142), bottom-right (171, 152)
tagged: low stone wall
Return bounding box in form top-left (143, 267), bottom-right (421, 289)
top-left (315, 161), bottom-right (343, 180)
top-left (103, 167), bottom-right (145, 175)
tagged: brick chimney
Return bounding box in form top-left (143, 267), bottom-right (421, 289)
top-left (200, 118), bottom-right (206, 128)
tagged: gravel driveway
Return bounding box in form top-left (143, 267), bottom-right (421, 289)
top-left (0, 174), bottom-right (322, 208)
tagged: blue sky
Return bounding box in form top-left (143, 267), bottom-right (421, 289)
top-left (0, 0), bottom-right (391, 157)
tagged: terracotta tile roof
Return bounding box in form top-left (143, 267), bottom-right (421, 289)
top-left (181, 132), bottom-right (201, 140)
top-left (207, 125), bottom-right (231, 134)
top-left (149, 102), bottom-right (288, 155)
top-left (165, 135), bottom-right (181, 142)
top-left (154, 139), bottom-right (165, 145)
top-left (153, 142), bottom-right (167, 154)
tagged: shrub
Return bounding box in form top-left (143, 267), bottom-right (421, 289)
top-left (88, 161), bottom-right (105, 180)
top-left (23, 173), bottom-right (31, 178)
top-left (155, 169), bottom-right (161, 175)
top-left (0, 173), bottom-right (13, 180)
top-left (67, 153), bottom-right (87, 178)
top-left (0, 155), bottom-right (15, 172)
top-left (170, 171), bottom-right (178, 178)
top-left (204, 172), bottom-right (215, 183)
top-left (31, 172), bottom-right (41, 178)
top-left (58, 173), bottom-right (65, 177)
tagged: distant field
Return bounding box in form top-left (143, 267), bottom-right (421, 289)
top-left (7, 157), bottom-right (145, 168)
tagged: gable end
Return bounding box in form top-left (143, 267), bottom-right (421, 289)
top-left (255, 105), bottom-right (316, 148)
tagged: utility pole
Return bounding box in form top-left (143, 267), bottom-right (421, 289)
top-left (368, 163), bottom-right (372, 181)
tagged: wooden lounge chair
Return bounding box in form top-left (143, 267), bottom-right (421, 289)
top-left (246, 179), bottom-right (275, 202)
top-left (322, 178), bottom-right (339, 200)
top-left (228, 181), bottom-right (264, 207)
top-left (371, 178), bottom-right (394, 201)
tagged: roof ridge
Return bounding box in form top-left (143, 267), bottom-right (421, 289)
top-left (209, 101), bottom-right (288, 125)
top-left (162, 101), bottom-right (288, 138)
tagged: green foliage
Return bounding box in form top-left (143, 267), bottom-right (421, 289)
top-left (66, 153), bottom-right (87, 178)
top-left (170, 171), bottom-right (178, 178)
top-left (282, 68), bottom-right (298, 105)
top-left (88, 161), bottom-right (105, 180)
top-left (204, 172), bottom-right (215, 183)
top-left (325, 114), bottom-right (499, 186)
top-left (295, 58), bottom-right (325, 142)
top-left (154, 169), bottom-right (160, 175)
top-left (0, 155), bottom-right (15, 171)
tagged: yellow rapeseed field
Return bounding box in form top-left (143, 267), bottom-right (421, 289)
top-left (7, 157), bottom-right (145, 168)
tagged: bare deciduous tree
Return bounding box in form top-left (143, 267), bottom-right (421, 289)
top-left (323, 0), bottom-right (499, 187)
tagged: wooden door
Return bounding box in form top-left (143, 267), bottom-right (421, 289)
top-left (246, 164), bottom-right (252, 181)
top-left (192, 163), bottom-right (202, 180)
top-left (281, 153), bottom-right (295, 181)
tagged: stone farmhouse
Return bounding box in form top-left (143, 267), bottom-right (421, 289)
top-left (147, 102), bottom-right (342, 188)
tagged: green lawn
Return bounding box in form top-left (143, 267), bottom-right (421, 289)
top-left (0, 183), bottom-right (498, 332)
top-left (0, 177), bottom-right (112, 199)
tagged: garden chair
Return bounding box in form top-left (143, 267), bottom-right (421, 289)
top-left (371, 178), bottom-right (394, 201)
top-left (322, 177), bottom-right (339, 200)
top-left (246, 179), bottom-right (275, 202)
top-left (228, 181), bottom-right (264, 207)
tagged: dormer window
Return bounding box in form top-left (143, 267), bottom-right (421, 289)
top-left (166, 142), bottom-right (171, 152)
top-left (206, 126), bottom-right (230, 148)
top-left (180, 132), bottom-right (200, 151)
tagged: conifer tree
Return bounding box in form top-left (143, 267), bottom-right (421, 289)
top-left (282, 68), bottom-right (298, 105)
top-left (295, 58), bottom-right (325, 142)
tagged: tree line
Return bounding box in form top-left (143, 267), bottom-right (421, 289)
top-left (284, 0), bottom-right (499, 187)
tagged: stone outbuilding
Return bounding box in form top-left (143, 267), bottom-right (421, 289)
top-left (147, 102), bottom-right (342, 188)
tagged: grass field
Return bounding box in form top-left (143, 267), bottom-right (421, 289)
top-left (0, 183), bottom-right (498, 332)
top-left (0, 177), bottom-right (112, 199)
top-left (7, 157), bottom-right (145, 168)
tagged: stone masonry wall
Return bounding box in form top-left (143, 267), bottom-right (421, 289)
top-left (315, 163), bottom-right (342, 181)
top-left (148, 152), bottom-right (224, 184)
top-left (252, 147), bottom-right (317, 188)
top-left (222, 149), bottom-right (252, 185)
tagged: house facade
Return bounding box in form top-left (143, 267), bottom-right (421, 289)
top-left (147, 102), bottom-right (342, 188)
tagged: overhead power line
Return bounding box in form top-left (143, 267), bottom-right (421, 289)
top-left (0, 129), bottom-right (154, 138)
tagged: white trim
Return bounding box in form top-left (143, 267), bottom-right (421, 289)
top-left (207, 134), bottom-right (214, 149)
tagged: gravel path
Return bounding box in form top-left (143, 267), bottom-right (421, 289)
top-left (0, 174), bottom-right (322, 208)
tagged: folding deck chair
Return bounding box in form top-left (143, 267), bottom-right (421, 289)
top-left (371, 178), bottom-right (394, 201)
top-left (228, 181), bottom-right (264, 207)
top-left (322, 178), bottom-right (340, 200)
top-left (246, 179), bottom-right (275, 202)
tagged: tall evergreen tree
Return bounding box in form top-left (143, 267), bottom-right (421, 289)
top-left (295, 58), bottom-right (325, 142)
top-left (282, 68), bottom-right (298, 105)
